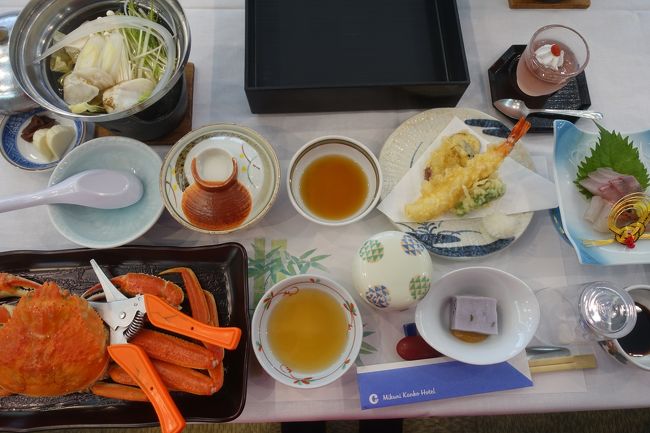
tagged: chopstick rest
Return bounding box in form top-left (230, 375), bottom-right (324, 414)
top-left (528, 354), bottom-right (597, 374)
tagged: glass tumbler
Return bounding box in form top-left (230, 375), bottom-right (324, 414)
top-left (535, 281), bottom-right (637, 346)
top-left (516, 24), bottom-right (590, 96)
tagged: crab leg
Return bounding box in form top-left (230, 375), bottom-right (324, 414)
top-left (109, 361), bottom-right (217, 396)
top-left (160, 267), bottom-right (225, 391)
top-left (84, 273), bottom-right (184, 306)
top-left (91, 382), bottom-right (148, 402)
top-left (203, 290), bottom-right (224, 362)
top-left (130, 328), bottom-right (217, 369)
top-left (203, 290), bottom-right (224, 391)
top-left (160, 268), bottom-right (209, 321)
top-left (0, 273), bottom-right (41, 298)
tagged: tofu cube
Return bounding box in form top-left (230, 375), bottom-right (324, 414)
top-left (450, 295), bottom-right (498, 335)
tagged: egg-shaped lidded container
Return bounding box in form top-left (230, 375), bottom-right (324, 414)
top-left (353, 231), bottom-right (434, 311)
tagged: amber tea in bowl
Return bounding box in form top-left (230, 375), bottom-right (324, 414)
top-left (267, 288), bottom-right (348, 372)
top-left (251, 275), bottom-right (363, 388)
top-left (288, 136), bottom-right (382, 226)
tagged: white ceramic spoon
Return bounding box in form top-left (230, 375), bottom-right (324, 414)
top-left (0, 169), bottom-right (144, 213)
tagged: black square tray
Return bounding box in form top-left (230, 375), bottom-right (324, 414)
top-left (245, 0), bottom-right (470, 113)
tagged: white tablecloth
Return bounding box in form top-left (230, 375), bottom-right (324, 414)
top-left (1, 0), bottom-right (650, 422)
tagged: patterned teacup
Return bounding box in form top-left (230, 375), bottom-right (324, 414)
top-left (251, 274), bottom-right (363, 388)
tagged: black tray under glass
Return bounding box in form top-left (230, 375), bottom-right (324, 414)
top-left (488, 45), bottom-right (592, 133)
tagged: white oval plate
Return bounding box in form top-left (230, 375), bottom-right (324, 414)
top-left (379, 107), bottom-right (533, 260)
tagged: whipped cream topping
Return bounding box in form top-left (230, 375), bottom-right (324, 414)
top-left (534, 44), bottom-right (565, 71)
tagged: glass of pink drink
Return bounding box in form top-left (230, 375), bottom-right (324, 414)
top-left (516, 24), bottom-right (589, 97)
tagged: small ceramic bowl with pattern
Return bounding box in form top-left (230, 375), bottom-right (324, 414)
top-left (251, 274), bottom-right (363, 389)
top-left (160, 124), bottom-right (280, 234)
top-left (0, 108), bottom-right (92, 171)
top-left (353, 231), bottom-right (434, 311)
top-left (287, 135), bottom-right (382, 226)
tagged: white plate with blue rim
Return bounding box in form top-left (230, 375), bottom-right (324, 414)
top-left (379, 107), bottom-right (534, 260)
top-left (0, 108), bottom-right (91, 171)
top-left (553, 119), bottom-right (650, 265)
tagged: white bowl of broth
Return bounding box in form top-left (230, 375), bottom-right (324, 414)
top-left (287, 136), bottom-right (382, 226)
top-left (251, 274), bottom-right (363, 388)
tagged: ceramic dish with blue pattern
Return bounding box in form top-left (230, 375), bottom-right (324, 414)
top-left (0, 108), bottom-right (91, 171)
top-left (553, 120), bottom-right (650, 265)
top-left (379, 108), bottom-right (534, 260)
top-left (48, 137), bottom-right (163, 249)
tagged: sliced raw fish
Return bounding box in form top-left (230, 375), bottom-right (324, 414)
top-left (593, 200), bottom-right (614, 233)
top-left (584, 195), bottom-right (606, 224)
top-left (579, 167), bottom-right (643, 202)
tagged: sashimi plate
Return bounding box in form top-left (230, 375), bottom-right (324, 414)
top-left (553, 119), bottom-right (650, 265)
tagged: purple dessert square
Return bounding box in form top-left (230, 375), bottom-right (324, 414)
top-left (450, 295), bottom-right (498, 335)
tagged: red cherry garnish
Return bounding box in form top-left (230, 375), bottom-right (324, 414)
top-left (551, 44), bottom-right (562, 57)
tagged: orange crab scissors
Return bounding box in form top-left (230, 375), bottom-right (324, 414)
top-left (88, 259), bottom-right (241, 433)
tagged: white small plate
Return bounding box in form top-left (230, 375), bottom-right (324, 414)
top-left (0, 108), bottom-right (91, 171)
top-left (415, 266), bottom-right (540, 365)
top-left (379, 107), bottom-right (533, 260)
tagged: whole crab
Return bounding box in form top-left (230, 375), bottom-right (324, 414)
top-left (0, 268), bottom-right (224, 401)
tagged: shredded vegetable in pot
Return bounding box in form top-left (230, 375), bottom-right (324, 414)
top-left (41, 0), bottom-right (175, 115)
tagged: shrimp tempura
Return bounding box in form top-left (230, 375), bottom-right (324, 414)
top-left (404, 118), bottom-right (531, 222)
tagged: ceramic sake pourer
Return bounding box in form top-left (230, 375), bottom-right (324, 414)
top-left (160, 123), bottom-right (280, 234)
top-left (181, 149), bottom-right (253, 231)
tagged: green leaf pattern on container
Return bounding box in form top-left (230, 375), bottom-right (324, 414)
top-left (358, 239), bottom-right (384, 263)
top-left (409, 275), bottom-right (431, 300)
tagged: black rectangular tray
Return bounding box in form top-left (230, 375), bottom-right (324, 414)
top-left (0, 244), bottom-right (249, 431)
top-left (245, 0), bottom-right (470, 113)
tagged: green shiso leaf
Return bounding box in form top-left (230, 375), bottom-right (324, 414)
top-left (574, 123), bottom-right (650, 199)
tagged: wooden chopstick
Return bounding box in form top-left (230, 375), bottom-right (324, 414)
top-left (528, 354), bottom-right (597, 374)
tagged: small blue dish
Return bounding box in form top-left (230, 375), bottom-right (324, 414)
top-left (0, 108), bottom-right (92, 171)
top-left (48, 137), bottom-right (163, 249)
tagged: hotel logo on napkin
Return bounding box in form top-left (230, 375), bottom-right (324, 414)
top-left (356, 353), bottom-right (532, 409)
